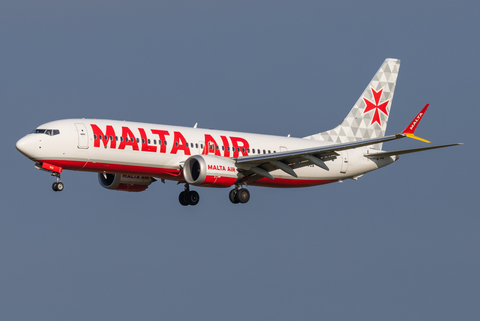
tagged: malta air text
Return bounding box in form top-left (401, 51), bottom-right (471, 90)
top-left (90, 124), bottom-right (250, 157)
top-left (208, 165), bottom-right (236, 172)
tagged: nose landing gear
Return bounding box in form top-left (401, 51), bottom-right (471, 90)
top-left (34, 162), bottom-right (65, 192)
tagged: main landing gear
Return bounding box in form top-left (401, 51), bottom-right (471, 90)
top-left (179, 184), bottom-right (200, 206)
top-left (229, 186), bottom-right (250, 204)
top-left (51, 172), bottom-right (64, 192)
top-left (178, 184), bottom-right (250, 206)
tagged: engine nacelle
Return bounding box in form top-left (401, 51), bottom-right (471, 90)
top-left (183, 155), bottom-right (238, 187)
top-left (98, 173), bottom-right (155, 192)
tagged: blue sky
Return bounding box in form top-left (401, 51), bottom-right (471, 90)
top-left (1, 1), bottom-right (478, 320)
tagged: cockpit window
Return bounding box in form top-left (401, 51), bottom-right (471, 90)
top-left (33, 129), bottom-right (60, 136)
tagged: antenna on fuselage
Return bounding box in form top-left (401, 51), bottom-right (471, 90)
top-left (194, 123), bottom-right (198, 128)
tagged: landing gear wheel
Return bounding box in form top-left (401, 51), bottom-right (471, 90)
top-left (179, 184), bottom-right (200, 206)
top-left (229, 189), bottom-right (239, 204)
top-left (186, 191), bottom-right (200, 206)
top-left (237, 188), bottom-right (250, 203)
top-left (52, 182), bottom-right (58, 191)
top-left (56, 182), bottom-right (64, 191)
top-left (179, 191), bottom-right (188, 206)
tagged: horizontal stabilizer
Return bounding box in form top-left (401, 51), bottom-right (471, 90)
top-left (364, 143), bottom-right (462, 159)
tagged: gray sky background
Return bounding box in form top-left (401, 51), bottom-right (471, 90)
top-left (1, 1), bottom-right (478, 320)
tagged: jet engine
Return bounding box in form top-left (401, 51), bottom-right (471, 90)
top-left (98, 173), bottom-right (156, 192)
top-left (183, 155), bottom-right (238, 187)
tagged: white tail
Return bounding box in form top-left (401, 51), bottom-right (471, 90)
top-left (304, 58), bottom-right (400, 149)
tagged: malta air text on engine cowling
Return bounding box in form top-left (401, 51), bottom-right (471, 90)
top-left (90, 124), bottom-right (250, 158)
top-left (208, 165), bottom-right (236, 172)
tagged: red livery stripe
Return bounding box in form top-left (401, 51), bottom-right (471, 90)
top-left (37, 159), bottom-right (338, 188)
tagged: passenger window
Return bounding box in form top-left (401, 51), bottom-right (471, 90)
top-left (120, 137), bottom-right (123, 142)
top-left (242, 148), bottom-right (245, 153)
top-left (115, 136), bottom-right (118, 141)
top-left (238, 147), bottom-right (241, 152)
top-left (130, 138), bottom-right (133, 142)
top-left (148, 139), bottom-right (151, 144)
top-left (257, 149), bottom-right (260, 154)
top-left (175, 142), bottom-right (178, 147)
top-left (195, 143), bottom-right (198, 148)
top-left (154, 139), bottom-right (157, 144)
top-left (99, 135), bottom-right (103, 140)
top-left (109, 136), bottom-right (113, 141)
top-left (142, 139), bottom-right (145, 144)
top-left (94, 134), bottom-right (97, 140)
top-left (136, 138), bottom-right (140, 143)
top-left (263, 150), bottom-right (266, 154)
top-left (252, 149), bottom-right (255, 154)
top-left (268, 150), bottom-right (271, 153)
top-left (222, 146), bottom-right (225, 151)
top-left (164, 141), bottom-right (167, 146)
top-left (159, 140), bottom-right (162, 145)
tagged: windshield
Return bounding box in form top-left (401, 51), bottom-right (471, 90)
top-left (32, 129), bottom-right (60, 136)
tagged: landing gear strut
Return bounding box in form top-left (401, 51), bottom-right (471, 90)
top-left (179, 184), bottom-right (200, 206)
top-left (51, 172), bottom-right (64, 192)
top-left (229, 186), bottom-right (250, 204)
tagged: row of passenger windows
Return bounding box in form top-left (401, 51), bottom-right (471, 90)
top-left (33, 129), bottom-right (60, 136)
top-left (93, 134), bottom-right (276, 154)
top-left (94, 134), bottom-right (168, 146)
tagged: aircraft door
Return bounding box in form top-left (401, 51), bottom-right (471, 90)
top-left (75, 123), bottom-right (89, 149)
top-left (340, 151), bottom-right (349, 174)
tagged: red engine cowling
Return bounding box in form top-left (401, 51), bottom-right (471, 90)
top-left (98, 173), bottom-right (156, 192)
top-left (183, 155), bottom-right (238, 187)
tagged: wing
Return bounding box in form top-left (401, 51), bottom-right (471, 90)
top-left (235, 134), bottom-right (406, 181)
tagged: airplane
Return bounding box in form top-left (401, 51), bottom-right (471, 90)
top-left (16, 59), bottom-right (461, 206)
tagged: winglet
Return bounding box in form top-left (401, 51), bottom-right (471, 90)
top-left (402, 104), bottom-right (431, 143)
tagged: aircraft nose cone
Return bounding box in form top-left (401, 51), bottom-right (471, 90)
top-left (16, 135), bottom-right (35, 158)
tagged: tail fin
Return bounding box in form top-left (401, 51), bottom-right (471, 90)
top-left (304, 58), bottom-right (400, 149)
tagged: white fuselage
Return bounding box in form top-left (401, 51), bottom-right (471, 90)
top-left (16, 119), bottom-right (396, 188)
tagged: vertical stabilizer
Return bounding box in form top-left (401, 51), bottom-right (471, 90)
top-left (304, 59), bottom-right (400, 149)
